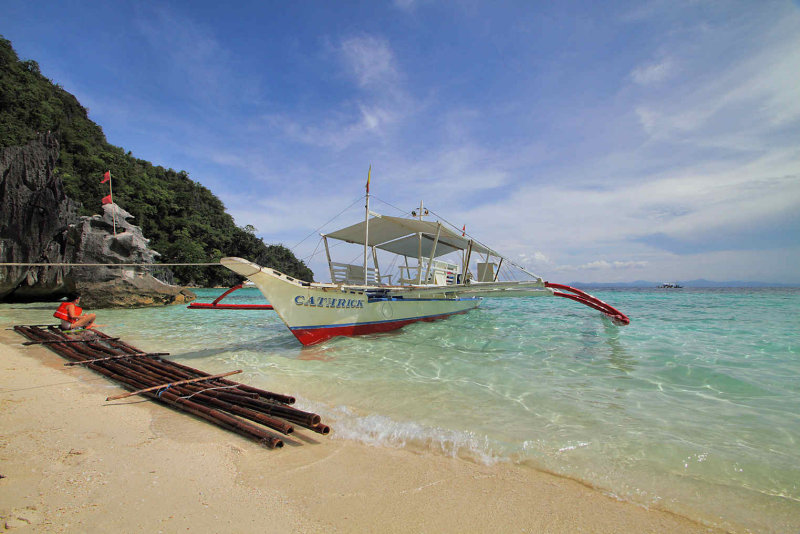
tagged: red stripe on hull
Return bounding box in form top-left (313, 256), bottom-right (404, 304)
top-left (291, 308), bottom-right (472, 346)
top-left (188, 303), bottom-right (274, 310)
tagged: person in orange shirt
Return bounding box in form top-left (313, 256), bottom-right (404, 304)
top-left (53, 294), bottom-right (96, 330)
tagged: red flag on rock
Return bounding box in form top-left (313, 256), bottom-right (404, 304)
top-left (101, 194), bottom-right (113, 205)
top-left (101, 171), bottom-right (111, 184)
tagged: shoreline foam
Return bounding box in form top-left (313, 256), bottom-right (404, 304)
top-left (0, 331), bottom-right (727, 533)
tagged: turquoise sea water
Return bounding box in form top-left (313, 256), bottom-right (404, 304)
top-left (2, 287), bottom-right (799, 532)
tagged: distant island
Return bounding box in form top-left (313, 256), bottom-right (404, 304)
top-left (570, 279), bottom-right (798, 288)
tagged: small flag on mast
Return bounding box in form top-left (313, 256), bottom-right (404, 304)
top-left (101, 194), bottom-right (113, 205)
top-left (101, 170), bottom-right (111, 184)
top-left (462, 225), bottom-right (466, 237)
top-left (366, 165), bottom-right (371, 194)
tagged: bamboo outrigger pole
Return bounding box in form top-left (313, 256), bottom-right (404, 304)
top-left (65, 352), bottom-right (170, 366)
top-left (106, 370), bottom-right (242, 401)
top-left (23, 337), bottom-right (119, 345)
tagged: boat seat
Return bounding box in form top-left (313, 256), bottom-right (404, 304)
top-left (331, 262), bottom-right (380, 285)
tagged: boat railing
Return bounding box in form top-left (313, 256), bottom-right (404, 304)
top-left (330, 262), bottom-right (381, 286)
top-left (397, 260), bottom-right (459, 286)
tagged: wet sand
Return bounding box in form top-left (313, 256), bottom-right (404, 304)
top-left (0, 330), bottom-right (725, 533)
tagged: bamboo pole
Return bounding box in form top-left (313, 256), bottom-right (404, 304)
top-left (105, 370), bottom-right (242, 401)
top-left (64, 352), bottom-right (169, 365)
top-left (323, 236), bottom-right (335, 283)
top-left (119, 346), bottom-right (296, 404)
top-left (423, 222), bottom-right (441, 284)
top-left (372, 246), bottom-right (381, 285)
top-left (14, 326), bottom-right (314, 447)
top-left (23, 337), bottom-right (117, 346)
top-left (238, 396), bottom-right (321, 426)
top-left (493, 258), bottom-right (503, 282)
top-left (99, 358), bottom-right (294, 436)
top-left (93, 364), bottom-right (284, 448)
top-left (40, 335), bottom-right (285, 447)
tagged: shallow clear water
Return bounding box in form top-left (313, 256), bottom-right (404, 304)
top-left (3, 287), bottom-right (799, 532)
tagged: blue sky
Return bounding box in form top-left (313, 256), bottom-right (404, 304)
top-left (4, 0), bottom-right (800, 283)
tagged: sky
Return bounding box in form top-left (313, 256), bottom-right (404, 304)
top-left (4, 0), bottom-right (800, 283)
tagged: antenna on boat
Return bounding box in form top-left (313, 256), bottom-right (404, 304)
top-left (364, 165), bottom-right (371, 285)
top-left (410, 202), bottom-right (429, 219)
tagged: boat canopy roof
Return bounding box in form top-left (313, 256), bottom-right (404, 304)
top-left (323, 215), bottom-right (494, 258)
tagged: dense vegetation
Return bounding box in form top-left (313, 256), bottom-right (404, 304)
top-left (0, 36), bottom-right (313, 285)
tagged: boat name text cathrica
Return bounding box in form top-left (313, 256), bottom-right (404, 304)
top-left (294, 295), bottom-right (365, 309)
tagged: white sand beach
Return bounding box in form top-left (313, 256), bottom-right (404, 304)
top-left (0, 329), bottom-right (726, 533)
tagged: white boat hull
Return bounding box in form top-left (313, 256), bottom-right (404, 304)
top-left (221, 258), bottom-right (481, 345)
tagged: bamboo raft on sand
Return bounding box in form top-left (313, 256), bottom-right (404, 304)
top-left (13, 325), bottom-right (330, 449)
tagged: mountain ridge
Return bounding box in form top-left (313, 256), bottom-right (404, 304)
top-left (567, 279), bottom-right (798, 288)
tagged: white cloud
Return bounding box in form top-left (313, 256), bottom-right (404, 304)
top-left (630, 57), bottom-right (675, 85)
top-left (634, 107), bottom-right (659, 136)
top-left (449, 142), bottom-right (800, 281)
top-left (339, 35), bottom-right (400, 89)
top-left (567, 260), bottom-right (649, 271)
top-left (133, 6), bottom-right (245, 105)
top-left (252, 34), bottom-right (409, 152)
top-left (262, 105), bottom-right (397, 150)
top-left (518, 251), bottom-right (551, 264)
top-left (393, 0), bottom-right (417, 11)
top-left (631, 15), bottom-right (800, 148)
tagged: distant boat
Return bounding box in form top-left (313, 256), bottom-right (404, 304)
top-left (658, 282), bottom-right (683, 288)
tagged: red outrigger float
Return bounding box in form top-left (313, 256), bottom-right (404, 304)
top-left (544, 282), bottom-right (630, 325)
top-left (187, 284), bottom-right (273, 310)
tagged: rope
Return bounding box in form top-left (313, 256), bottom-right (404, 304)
top-left (300, 237), bottom-right (324, 263)
top-left (289, 194), bottom-right (365, 251)
top-left (371, 195), bottom-right (412, 216)
top-left (178, 384), bottom-right (239, 400)
top-left (427, 208), bottom-right (543, 281)
top-left (0, 262), bottom-right (223, 267)
top-left (0, 376), bottom-right (108, 394)
top-left (156, 384), bottom-right (172, 398)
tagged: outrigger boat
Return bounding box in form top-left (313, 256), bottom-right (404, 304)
top-left (216, 177), bottom-right (630, 346)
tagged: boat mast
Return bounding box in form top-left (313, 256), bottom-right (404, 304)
top-left (323, 236), bottom-right (335, 283)
top-left (416, 200), bottom-right (424, 284)
top-left (364, 165), bottom-right (371, 285)
top-left (463, 240), bottom-right (473, 283)
top-left (423, 222), bottom-right (441, 284)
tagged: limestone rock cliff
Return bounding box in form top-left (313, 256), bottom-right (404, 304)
top-left (0, 133), bottom-right (78, 298)
top-left (0, 134), bottom-right (195, 307)
top-left (64, 203), bottom-right (196, 308)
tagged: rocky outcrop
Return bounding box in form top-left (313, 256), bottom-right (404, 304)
top-left (0, 133), bottom-right (78, 298)
top-left (0, 134), bottom-right (195, 307)
top-left (63, 204), bottom-right (195, 308)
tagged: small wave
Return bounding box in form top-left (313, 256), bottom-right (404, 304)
top-left (301, 400), bottom-right (503, 465)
